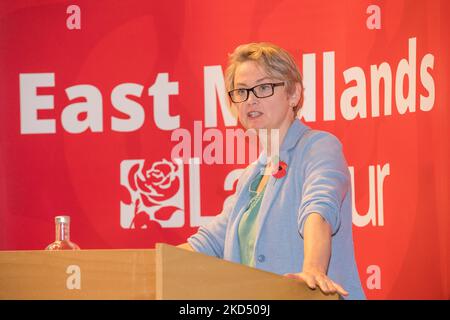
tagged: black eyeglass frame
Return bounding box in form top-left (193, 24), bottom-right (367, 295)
top-left (228, 82), bottom-right (285, 103)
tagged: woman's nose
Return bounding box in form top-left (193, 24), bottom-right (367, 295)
top-left (246, 90), bottom-right (259, 105)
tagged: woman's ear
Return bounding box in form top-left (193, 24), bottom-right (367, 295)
top-left (289, 82), bottom-right (303, 106)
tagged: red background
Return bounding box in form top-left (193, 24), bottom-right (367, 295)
top-left (0, 0), bottom-right (449, 299)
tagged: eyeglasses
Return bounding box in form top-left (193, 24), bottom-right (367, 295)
top-left (228, 82), bottom-right (285, 103)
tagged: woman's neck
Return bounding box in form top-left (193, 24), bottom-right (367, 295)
top-left (258, 119), bottom-right (295, 160)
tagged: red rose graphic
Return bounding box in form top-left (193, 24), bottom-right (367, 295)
top-left (128, 159), bottom-right (181, 229)
top-left (129, 159), bottom-right (180, 205)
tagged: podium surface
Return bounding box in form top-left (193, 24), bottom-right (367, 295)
top-left (0, 244), bottom-right (338, 300)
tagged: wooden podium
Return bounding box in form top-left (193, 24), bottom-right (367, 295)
top-left (0, 244), bottom-right (338, 300)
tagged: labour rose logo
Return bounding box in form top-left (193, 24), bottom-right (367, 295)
top-left (120, 159), bottom-right (185, 229)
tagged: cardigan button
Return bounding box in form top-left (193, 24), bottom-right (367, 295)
top-left (257, 254), bottom-right (266, 263)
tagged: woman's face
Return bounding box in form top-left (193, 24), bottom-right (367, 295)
top-left (232, 60), bottom-right (296, 132)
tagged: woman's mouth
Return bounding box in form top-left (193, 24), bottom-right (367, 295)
top-left (247, 111), bottom-right (263, 119)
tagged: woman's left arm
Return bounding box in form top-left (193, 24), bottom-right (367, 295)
top-left (285, 212), bottom-right (349, 297)
top-left (285, 132), bottom-right (352, 297)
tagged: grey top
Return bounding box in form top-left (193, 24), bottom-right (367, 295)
top-left (188, 119), bottom-right (366, 300)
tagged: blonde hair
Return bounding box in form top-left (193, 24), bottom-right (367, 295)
top-left (225, 42), bottom-right (304, 115)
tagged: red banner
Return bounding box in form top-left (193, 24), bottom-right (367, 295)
top-left (0, 0), bottom-right (449, 299)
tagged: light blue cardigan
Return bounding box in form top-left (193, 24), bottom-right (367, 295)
top-left (188, 119), bottom-right (366, 300)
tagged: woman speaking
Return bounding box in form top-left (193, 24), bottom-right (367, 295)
top-left (179, 42), bottom-right (365, 300)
